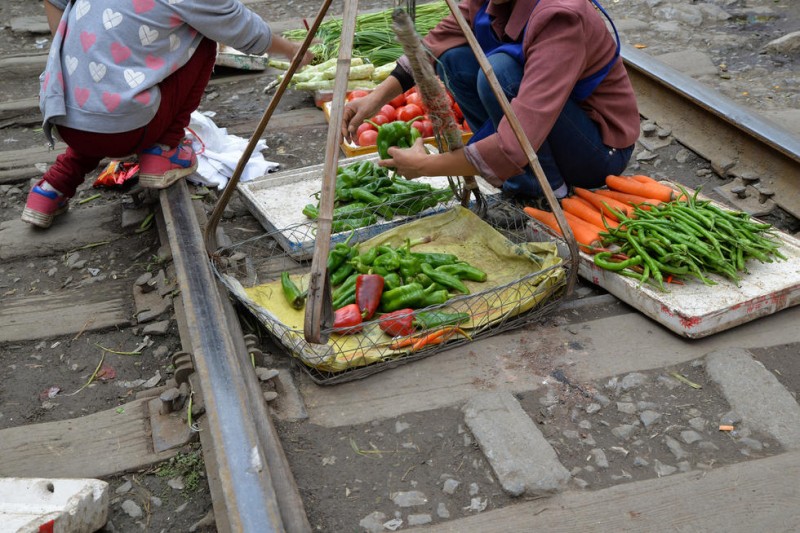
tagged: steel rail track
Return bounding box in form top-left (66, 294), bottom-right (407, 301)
top-left (160, 181), bottom-right (310, 533)
top-left (156, 45), bottom-right (799, 532)
top-left (622, 44), bottom-right (800, 218)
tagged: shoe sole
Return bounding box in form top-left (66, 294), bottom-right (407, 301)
top-left (21, 205), bottom-right (69, 229)
top-left (138, 159), bottom-right (198, 189)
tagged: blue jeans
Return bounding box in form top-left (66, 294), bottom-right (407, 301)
top-left (436, 45), bottom-right (633, 198)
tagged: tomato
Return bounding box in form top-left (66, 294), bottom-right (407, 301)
top-left (452, 102), bottom-right (464, 123)
top-left (370, 114), bottom-right (391, 127)
top-left (419, 119), bottom-right (434, 138)
top-left (397, 103), bottom-right (424, 122)
top-left (388, 93), bottom-right (406, 108)
top-left (357, 129), bottom-right (378, 146)
top-left (356, 122), bottom-right (376, 139)
top-left (404, 87), bottom-right (418, 97)
top-left (405, 91), bottom-right (424, 109)
top-left (411, 120), bottom-right (425, 138)
top-left (380, 104), bottom-right (397, 122)
top-left (347, 89), bottom-right (370, 101)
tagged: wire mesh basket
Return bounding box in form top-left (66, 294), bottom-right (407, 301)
top-left (213, 158), bottom-right (576, 385)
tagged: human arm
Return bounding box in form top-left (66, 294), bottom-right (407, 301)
top-left (44, 0), bottom-right (64, 36)
top-left (267, 34), bottom-right (314, 68)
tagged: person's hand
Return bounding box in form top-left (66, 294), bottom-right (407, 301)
top-left (341, 92), bottom-right (384, 144)
top-left (269, 35), bottom-right (314, 68)
top-left (379, 137), bottom-right (430, 179)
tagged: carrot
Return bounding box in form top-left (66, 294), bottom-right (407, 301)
top-left (561, 197), bottom-right (619, 230)
top-left (573, 187), bottom-right (633, 221)
top-left (605, 175), bottom-right (674, 203)
top-left (594, 189), bottom-right (662, 210)
top-left (630, 174), bottom-right (660, 185)
top-left (523, 207), bottom-right (604, 252)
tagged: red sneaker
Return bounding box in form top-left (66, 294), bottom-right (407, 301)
top-left (21, 180), bottom-right (69, 228)
top-left (138, 142), bottom-right (197, 189)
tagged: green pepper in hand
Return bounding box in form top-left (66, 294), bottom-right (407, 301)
top-left (369, 118), bottom-right (425, 160)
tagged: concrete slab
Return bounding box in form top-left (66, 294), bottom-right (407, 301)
top-left (0, 477), bottom-right (108, 533)
top-left (415, 449), bottom-right (800, 532)
top-left (705, 348), bottom-right (800, 449)
top-left (463, 392), bottom-right (570, 497)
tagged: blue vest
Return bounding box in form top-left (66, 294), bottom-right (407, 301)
top-left (469, 0), bottom-right (621, 143)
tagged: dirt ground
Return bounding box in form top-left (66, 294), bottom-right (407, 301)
top-left (1, 1), bottom-right (799, 532)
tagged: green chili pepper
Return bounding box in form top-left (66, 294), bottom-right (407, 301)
top-left (413, 310), bottom-right (470, 330)
top-left (380, 282), bottom-right (425, 312)
top-left (332, 272), bottom-right (358, 300)
top-left (332, 283), bottom-right (357, 310)
top-left (417, 286), bottom-right (450, 307)
top-left (280, 272), bottom-right (306, 310)
top-left (383, 272), bottom-right (403, 291)
top-left (332, 215), bottom-right (377, 233)
top-left (398, 256), bottom-right (422, 278)
top-left (373, 246), bottom-right (400, 271)
top-left (358, 246), bottom-right (379, 266)
top-left (593, 252), bottom-right (643, 272)
top-left (420, 262), bottom-right (470, 294)
top-left (370, 118), bottom-right (425, 160)
top-left (410, 252), bottom-right (458, 268)
top-left (329, 262), bottom-right (355, 286)
top-left (435, 263), bottom-right (487, 282)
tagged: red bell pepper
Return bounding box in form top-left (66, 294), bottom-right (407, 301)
top-left (355, 274), bottom-right (384, 320)
top-left (333, 303), bottom-right (363, 334)
top-left (378, 308), bottom-right (415, 337)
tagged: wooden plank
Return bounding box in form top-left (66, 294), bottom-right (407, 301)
top-left (0, 96), bottom-right (40, 127)
top-left (0, 143), bottom-right (67, 171)
top-left (0, 202), bottom-right (121, 261)
top-left (420, 450), bottom-right (800, 532)
top-left (0, 398), bottom-right (178, 478)
top-left (227, 108), bottom-right (326, 137)
top-left (0, 53), bottom-right (48, 79)
top-left (0, 279), bottom-right (131, 342)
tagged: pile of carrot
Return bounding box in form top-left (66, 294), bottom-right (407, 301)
top-left (523, 174), bottom-right (672, 253)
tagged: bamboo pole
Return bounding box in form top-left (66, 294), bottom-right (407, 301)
top-left (303, 0), bottom-right (362, 343)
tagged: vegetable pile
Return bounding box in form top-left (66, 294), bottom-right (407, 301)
top-left (523, 174), bottom-right (786, 291)
top-left (270, 57), bottom-right (396, 92)
top-left (350, 86), bottom-right (469, 148)
top-left (302, 160), bottom-right (454, 232)
top-left (281, 234), bottom-right (488, 349)
top-left (282, 2), bottom-right (451, 66)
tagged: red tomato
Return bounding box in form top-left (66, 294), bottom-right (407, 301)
top-left (452, 102), bottom-right (464, 123)
top-left (380, 105), bottom-right (397, 122)
top-left (370, 114), bottom-right (390, 127)
top-left (404, 87), bottom-right (418, 97)
top-left (397, 104), bottom-right (424, 122)
top-left (405, 92), bottom-right (424, 109)
top-left (347, 89), bottom-right (370, 101)
top-left (411, 120), bottom-right (425, 138)
top-left (357, 129), bottom-right (378, 146)
top-left (419, 119), bottom-right (434, 138)
top-left (388, 93), bottom-right (406, 108)
top-left (356, 122), bottom-right (376, 139)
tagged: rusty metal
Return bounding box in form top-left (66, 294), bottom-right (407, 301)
top-left (622, 44), bottom-right (800, 218)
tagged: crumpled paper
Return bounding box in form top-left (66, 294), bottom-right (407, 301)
top-left (185, 111), bottom-right (280, 190)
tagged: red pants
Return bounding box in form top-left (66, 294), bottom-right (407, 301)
top-left (44, 38), bottom-right (216, 197)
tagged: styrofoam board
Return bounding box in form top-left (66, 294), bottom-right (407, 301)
top-left (526, 209), bottom-right (800, 338)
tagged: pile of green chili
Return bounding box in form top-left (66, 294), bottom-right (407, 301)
top-left (302, 160), bottom-right (453, 233)
top-left (594, 187), bottom-right (786, 291)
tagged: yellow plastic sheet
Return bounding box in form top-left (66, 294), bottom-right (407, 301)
top-left (237, 206), bottom-right (564, 372)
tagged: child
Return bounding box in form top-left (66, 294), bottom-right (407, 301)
top-left (23, 0), bottom-right (313, 228)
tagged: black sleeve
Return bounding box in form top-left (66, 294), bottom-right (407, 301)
top-left (389, 64), bottom-right (416, 93)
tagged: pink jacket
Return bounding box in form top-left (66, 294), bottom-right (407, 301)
top-left (421, 0), bottom-right (640, 185)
